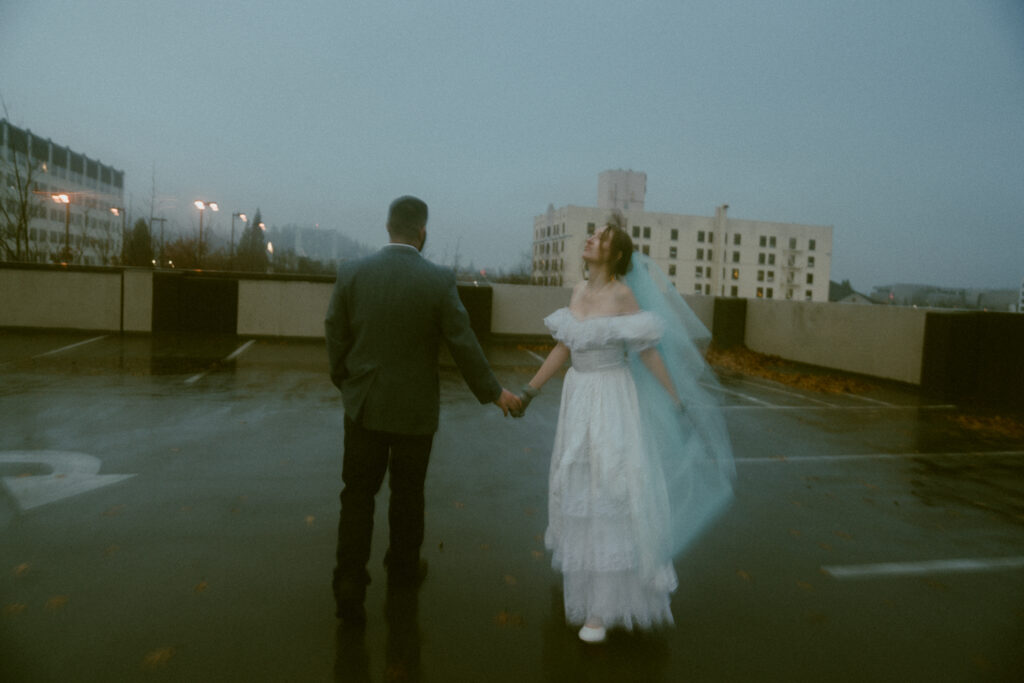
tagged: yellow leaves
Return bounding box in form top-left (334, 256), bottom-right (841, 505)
top-left (3, 603), bottom-right (28, 616)
top-left (503, 575), bottom-right (517, 586)
top-left (13, 562), bottom-right (30, 578)
top-left (454, 501), bottom-right (465, 510)
top-left (788, 529), bottom-right (802, 538)
top-left (706, 346), bottom-right (878, 395)
top-left (796, 581), bottom-right (815, 592)
top-left (44, 595), bottom-right (69, 611)
top-left (141, 647), bottom-right (176, 670)
top-left (531, 550), bottom-right (544, 561)
top-left (304, 515), bottom-right (316, 527)
top-left (102, 504), bottom-right (125, 517)
top-left (103, 545), bottom-right (120, 557)
top-left (736, 569), bottom-right (752, 582)
top-left (495, 610), bottom-right (525, 627)
top-left (193, 581), bottom-right (209, 594)
top-left (949, 413), bottom-right (1024, 440)
top-left (833, 531), bottom-right (853, 540)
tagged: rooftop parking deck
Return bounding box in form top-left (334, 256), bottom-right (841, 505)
top-left (1, 330), bottom-right (1023, 682)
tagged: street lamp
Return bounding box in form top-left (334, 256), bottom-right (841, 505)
top-left (110, 207), bottom-right (126, 263)
top-left (193, 200), bottom-right (219, 267)
top-left (230, 211), bottom-right (247, 268)
top-left (52, 193), bottom-right (71, 262)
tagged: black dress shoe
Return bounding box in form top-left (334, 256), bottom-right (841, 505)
top-left (336, 599), bottom-right (367, 627)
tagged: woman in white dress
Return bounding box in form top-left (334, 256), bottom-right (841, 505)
top-left (517, 214), bottom-right (734, 644)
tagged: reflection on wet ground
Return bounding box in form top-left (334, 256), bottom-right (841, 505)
top-left (1, 330), bottom-right (1022, 681)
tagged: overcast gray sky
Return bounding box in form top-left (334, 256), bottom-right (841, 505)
top-left (2, 0), bottom-right (1022, 290)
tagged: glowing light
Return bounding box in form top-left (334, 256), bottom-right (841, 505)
top-left (193, 200), bottom-right (205, 210)
top-left (52, 194), bottom-right (70, 204)
top-left (266, 242), bottom-right (274, 255)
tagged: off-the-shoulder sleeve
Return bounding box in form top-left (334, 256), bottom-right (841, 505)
top-left (543, 307), bottom-right (573, 343)
top-left (622, 310), bottom-right (664, 352)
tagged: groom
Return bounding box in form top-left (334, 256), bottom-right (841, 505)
top-left (325, 195), bottom-right (521, 626)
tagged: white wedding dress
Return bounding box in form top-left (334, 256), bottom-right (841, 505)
top-left (543, 307), bottom-right (678, 630)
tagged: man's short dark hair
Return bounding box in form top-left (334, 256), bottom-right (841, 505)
top-left (387, 196), bottom-right (428, 240)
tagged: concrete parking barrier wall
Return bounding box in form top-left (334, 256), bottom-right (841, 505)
top-left (0, 264), bottom-right (123, 332)
top-left (4, 264), bottom-right (1022, 401)
top-left (237, 278), bottom-right (333, 338)
top-left (745, 298), bottom-right (928, 385)
top-left (491, 283), bottom-right (571, 337)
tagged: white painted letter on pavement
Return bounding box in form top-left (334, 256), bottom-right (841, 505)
top-left (0, 451), bottom-right (136, 512)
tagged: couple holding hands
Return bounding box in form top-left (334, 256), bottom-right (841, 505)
top-left (325, 196), bottom-right (734, 644)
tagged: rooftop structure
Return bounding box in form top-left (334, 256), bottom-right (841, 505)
top-left (532, 172), bottom-right (833, 302)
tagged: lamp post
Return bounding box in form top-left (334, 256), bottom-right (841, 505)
top-left (193, 200), bottom-right (219, 268)
top-left (230, 211), bottom-right (247, 269)
top-left (110, 207), bottom-right (126, 264)
top-left (51, 193), bottom-right (71, 263)
top-left (151, 217), bottom-right (167, 267)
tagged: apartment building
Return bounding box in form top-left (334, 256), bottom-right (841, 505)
top-left (532, 171), bottom-right (833, 301)
top-left (1, 118), bottom-right (125, 265)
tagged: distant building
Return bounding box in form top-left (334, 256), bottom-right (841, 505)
top-left (532, 171), bottom-right (833, 301)
top-left (1018, 277), bottom-right (1024, 313)
top-left (0, 118), bottom-right (125, 265)
top-left (266, 223), bottom-right (370, 266)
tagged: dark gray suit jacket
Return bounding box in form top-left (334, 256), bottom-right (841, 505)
top-left (325, 244), bottom-right (502, 435)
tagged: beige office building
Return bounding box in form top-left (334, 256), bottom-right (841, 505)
top-left (532, 170), bottom-right (833, 301)
top-left (1, 119), bottom-right (126, 266)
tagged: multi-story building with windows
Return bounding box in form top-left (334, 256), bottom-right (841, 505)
top-left (532, 170), bottom-right (833, 301)
top-left (1, 118), bottom-right (125, 265)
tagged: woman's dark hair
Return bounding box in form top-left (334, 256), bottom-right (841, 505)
top-left (602, 211), bottom-right (633, 277)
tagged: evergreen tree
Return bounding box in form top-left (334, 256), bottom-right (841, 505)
top-left (123, 218), bottom-right (154, 266)
top-left (236, 209), bottom-right (268, 272)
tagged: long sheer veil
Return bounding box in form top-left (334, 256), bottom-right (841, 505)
top-left (624, 254), bottom-right (736, 563)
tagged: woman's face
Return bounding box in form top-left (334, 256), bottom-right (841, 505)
top-left (583, 227), bottom-right (613, 265)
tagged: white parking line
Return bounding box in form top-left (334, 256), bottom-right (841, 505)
top-left (185, 340), bottom-right (257, 385)
top-left (840, 392), bottom-right (896, 407)
top-left (822, 556), bottom-right (1024, 579)
top-left (224, 340), bottom-right (256, 361)
top-left (730, 376), bottom-right (841, 407)
top-left (722, 404), bottom-right (956, 411)
top-left (735, 450), bottom-right (1024, 464)
top-left (699, 381), bottom-right (775, 406)
top-left (32, 335), bottom-right (107, 358)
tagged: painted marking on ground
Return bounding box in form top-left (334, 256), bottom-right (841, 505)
top-left (730, 376), bottom-right (842, 407)
top-left (722, 404), bottom-right (956, 411)
top-left (840, 392), bottom-right (896, 407)
top-left (185, 340), bottom-right (257, 384)
top-left (735, 450), bottom-right (1024, 464)
top-left (822, 556), bottom-right (1024, 579)
top-left (0, 451), bottom-right (136, 511)
top-left (699, 381), bottom-right (775, 406)
top-left (524, 349), bottom-right (546, 363)
top-left (32, 335), bottom-right (107, 359)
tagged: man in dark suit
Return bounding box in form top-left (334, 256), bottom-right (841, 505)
top-left (325, 195), bottom-right (521, 626)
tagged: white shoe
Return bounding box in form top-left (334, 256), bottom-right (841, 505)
top-left (578, 624), bottom-right (606, 644)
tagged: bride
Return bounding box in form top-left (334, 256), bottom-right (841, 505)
top-left (516, 212), bottom-right (735, 644)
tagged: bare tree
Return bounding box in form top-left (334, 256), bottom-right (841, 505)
top-left (0, 143), bottom-right (44, 262)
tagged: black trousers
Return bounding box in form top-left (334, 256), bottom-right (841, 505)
top-left (334, 415), bottom-right (434, 603)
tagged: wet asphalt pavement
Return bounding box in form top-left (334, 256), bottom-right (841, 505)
top-left (1, 330), bottom-right (1023, 682)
